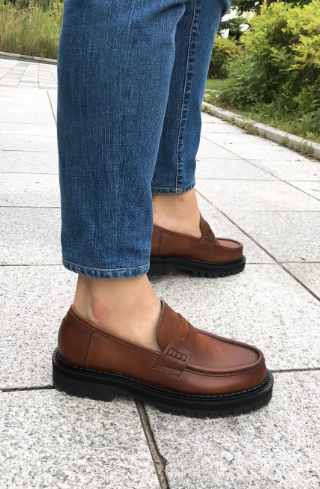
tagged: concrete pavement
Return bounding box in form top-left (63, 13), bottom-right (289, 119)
top-left (1, 59), bottom-right (320, 489)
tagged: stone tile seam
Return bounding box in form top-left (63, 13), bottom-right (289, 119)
top-left (233, 156), bottom-right (320, 204)
top-left (1, 264), bottom-right (302, 270)
top-left (281, 266), bottom-right (320, 303)
top-left (0, 52), bottom-right (57, 65)
top-left (0, 172), bottom-right (59, 175)
top-left (47, 89), bottom-right (57, 125)
top-left (2, 367), bottom-right (320, 394)
top-left (200, 134), bottom-right (286, 177)
top-left (287, 181), bottom-right (320, 203)
top-left (3, 205), bottom-right (320, 213)
top-left (136, 401), bottom-right (170, 489)
top-left (196, 178), bottom-right (277, 181)
top-left (200, 134), bottom-right (320, 198)
top-left (0, 206), bottom-right (61, 209)
top-left (0, 383), bottom-right (169, 489)
top-left (202, 102), bottom-right (320, 160)
top-left (200, 159), bottom-right (320, 205)
top-left (0, 149), bottom-right (57, 153)
top-left (196, 189), bottom-right (320, 303)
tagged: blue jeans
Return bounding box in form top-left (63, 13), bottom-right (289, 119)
top-left (57, 0), bottom-right (232, 279)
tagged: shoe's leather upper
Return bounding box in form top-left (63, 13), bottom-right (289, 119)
top-left (58, 300), bottom-right (267, 396)
top-left (151, 215), bottom-right (243, 264)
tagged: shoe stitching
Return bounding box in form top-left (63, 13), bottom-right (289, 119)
top-left (69, 308), bottom-right (260, 376)
top-left (84, 330), bottom-right (93, 369)
top-left (151, 256), bottom-right (245, 266)
top-left (56, 353), bottom-right (272, 400)
top-left (153, 229), bottom-right (242, 255)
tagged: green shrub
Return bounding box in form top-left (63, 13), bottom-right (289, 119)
top-left (208, 37), bottom-right (243, 79)
top-left (220, 0), bottom-right (320, 132)
top-left (0, 0), bottom-right (62, 58)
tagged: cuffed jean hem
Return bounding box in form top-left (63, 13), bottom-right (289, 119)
top-left (151, 181), bottom-right (195, 195)
top-left (62, 259), bottom-right (150, 279)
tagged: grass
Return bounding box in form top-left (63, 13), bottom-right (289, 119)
top-left (205, 78), bottom-right (231, 91)
top-left (0, 0), bottom-right (62, 59)
top-left (204, 79), bottom-right (320, 145)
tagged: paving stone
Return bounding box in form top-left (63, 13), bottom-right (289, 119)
top-left (0, 265), bottom-right (75, 388)
top-left (195, 191), bottom-right (213, 210)
top-left (0, 134), bottom-right (57, 152)
top-left (201, 113), bottom-right (226, 123)
top-left (196, 180), bottom-right (320, 211)
top-left (196, 158), bottom-right (275, 180)
top-left (0, 173), bottom-right (60, 206)
top-left (20, 77), bottom-right (39, 81)
top-left (283, 263), bottom-right (320, 299)
top-left (146, 371), bottom-right (320, 489)
top-left (0, 390), bottom-right (159, 489)
top-left (0, 80), bottom-right (19, 86)
top-left (2, 74), bottom-right (22, 79)
top-left (0, 87), bottom-right (46, 99)
top-left (0, 150), bottom-right (58, 173)
top-left (0, 122), bottom-right (56, 137)
top-left (40, 85), bottom-right (58, 90)
top-left (288, 181), bottom-right (320, 201)
top-left (201, 122), bottom-right (244, 134)
top-left (0, 208), bottom-right (61, 265)
top-left (248, 158), bottom-right (320, 181)
top-left (0, 109), bottom-right (54, 124)
top-left (198, 138), bottom-right (242, 159)
top-left (217, 143), bottom-right (305, 161)
top-left (224, 211), bottom-right (320, 262)
top-left (0, 87), bottom-right (46, 101)
top-left (203, 132), bottom-right (279, 147)
top-left (151, 264), bottom-right (320, 370)
top-left (47, 89), bottom-right (57, 118)
top-left (201, 209), bottom-right (274, 263)
top-left (0, 99), bottom-right (51, 114)
top-left (1, 60), bottom-right (319, 489)
top-left (18, 84), bottom-right (39, 89)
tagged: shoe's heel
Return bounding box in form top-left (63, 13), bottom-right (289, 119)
top-left (148, 258), bottom-right (172, 277)
top-left (52, 349), bottom-right (115, 402)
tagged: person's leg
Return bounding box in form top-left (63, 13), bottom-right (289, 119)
top-left (57, 0), bottom-right (187, 349)
top-left (148, 0), bottom-right (245, 278)
top-left (58, 0), bottom-right (186, 279)
top-left (55, 0), bottom-right (273, 416)
top-left (151, 0), bottom-right (232, 237)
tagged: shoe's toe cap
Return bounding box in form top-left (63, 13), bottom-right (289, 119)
top-left (214, 238), bottom-right (244, 262)
top-left (187, 331), bottom-right (268, 394)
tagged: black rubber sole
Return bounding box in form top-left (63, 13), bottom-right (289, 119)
top-left (52, 349), bottom-right (273, 418)
top-left (148, 256), bottom-right (246, 278)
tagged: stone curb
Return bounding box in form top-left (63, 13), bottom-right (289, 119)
top-left (0, 51), bottom-right (57, 65)
top-left (202, 101), bottom-right (320, 161)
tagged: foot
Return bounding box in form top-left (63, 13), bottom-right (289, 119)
top-left (152, 188), bottom-right (245, 277)
top-left (53, 300), bottom-right (273, 418)
top-left (149, 214), bottom-right (245, 278)
top-left (73, 274), bottom-right (162, 351)
top-left (153, 188), bottom-right (202, 238)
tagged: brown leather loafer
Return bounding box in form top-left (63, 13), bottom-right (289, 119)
top-left (52, 300), bottom-right (273, 418)
top-left (149, 215), bottom-right (245, 278)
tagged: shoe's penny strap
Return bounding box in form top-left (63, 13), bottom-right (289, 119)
top-left (196, 215), bottom-right (216, 251)
top-left (152, 315), bottom-right (197, 377)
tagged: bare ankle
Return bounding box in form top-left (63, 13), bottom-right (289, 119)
top-left (152, 189), bottom-right (201, 237)
top-left (73, 274), bottom-right (162, 351)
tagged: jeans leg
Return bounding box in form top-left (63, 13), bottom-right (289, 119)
top-left (151, 0), bottom-right (232, 194)
top-left (57, 0), bottom-right (186, 278)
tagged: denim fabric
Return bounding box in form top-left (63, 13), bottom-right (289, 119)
top-left (57, 0), bottom-right (232, 279)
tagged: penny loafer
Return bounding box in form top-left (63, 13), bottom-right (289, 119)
top-left (148, 215), bottom-right (245, 278)
top-left (52, 300), bottom-right (273, 418)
